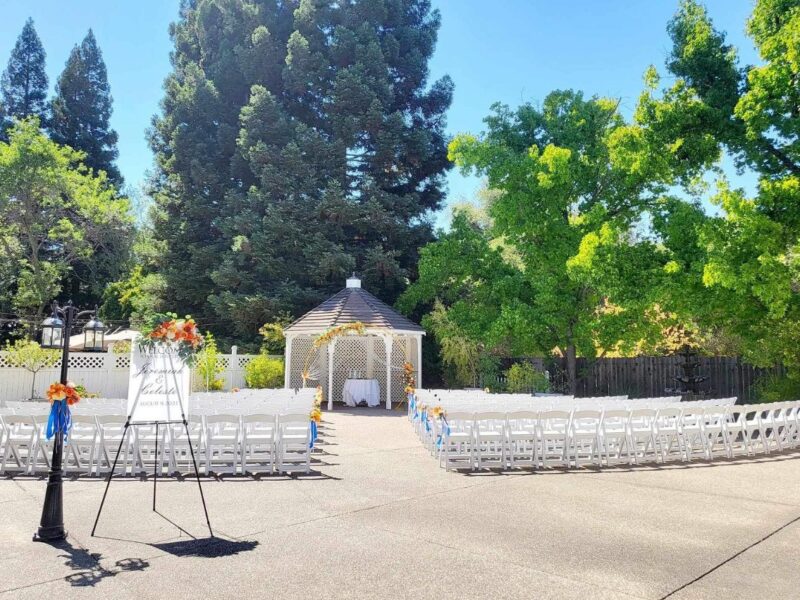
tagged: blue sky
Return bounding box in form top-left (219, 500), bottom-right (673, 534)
top-left (0, 0), bottom-right (758, 224)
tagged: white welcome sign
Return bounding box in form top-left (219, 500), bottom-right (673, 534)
top-left (127, 343), bottom-right (190, 423)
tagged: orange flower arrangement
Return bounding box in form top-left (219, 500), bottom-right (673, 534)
top-left (46, 381), bottom-right (81, 406)
top-left (402, 361), bottom-right (416, 395)
top-left (310, 408), bottom-right (322, 423)
top-left (139, 312), bottom-right (205, 365)
top-left (314, 385), bottom-right (323, 408)
top-left (431, 405), bottom-right (445, 419)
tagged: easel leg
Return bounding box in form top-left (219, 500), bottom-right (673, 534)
top-left (184, 420), bottom-right (213, 538)
top-left (91, 422), bottom-right (130, 537)
top-left (153, 423), bottom-right (159, 511)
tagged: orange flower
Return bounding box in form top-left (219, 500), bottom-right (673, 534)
top-left (47, 382), bottom-right (81, 406)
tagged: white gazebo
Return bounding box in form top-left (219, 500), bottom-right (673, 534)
top-left (283, 276), bottom-right (424, 410)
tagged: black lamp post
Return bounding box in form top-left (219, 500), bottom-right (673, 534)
top-left (34, 301), bottom-right (102, 543)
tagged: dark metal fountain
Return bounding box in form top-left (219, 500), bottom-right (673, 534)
top-left (667, 344), bottom-right (708, 399)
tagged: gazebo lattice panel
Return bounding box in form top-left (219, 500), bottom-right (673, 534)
top-left (331, 336), bottom-right (369, 405)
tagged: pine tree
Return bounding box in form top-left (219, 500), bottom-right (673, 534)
top-left (50, 30), bottom-right (121, 184)
top-left (1, 18), bottom-right (49, 126)
top-left (150, 0), bottom-right (453, 345)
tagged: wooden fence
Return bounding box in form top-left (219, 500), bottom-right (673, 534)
top-left (482, 356), bottom-right (784, 402)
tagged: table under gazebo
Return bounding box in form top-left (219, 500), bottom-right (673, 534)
top-left (283, 276), bottom-right (424, 410)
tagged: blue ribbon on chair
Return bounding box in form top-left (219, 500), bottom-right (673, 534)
top-left (436, 416), bottom-right (450, 449)
top-left (46, 400), bottom-right (72, 441)
top-left (423, 409), bottom-right (431, 432)
top-left (309, 420), bottom-right (318, 449)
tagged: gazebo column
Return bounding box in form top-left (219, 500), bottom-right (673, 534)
top-left (284, 334), bottom-right (294, 389)
top-left (384, 335), bottom-right (393, 410)
top-left (416, 335), bottom-right (423, 389)
top-left (327, 338), bottom-right (337, 410)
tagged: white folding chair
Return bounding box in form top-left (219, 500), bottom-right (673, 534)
top-left (241, 414), bottom-right (276, 474)
top-left (95, 415), bottom-right (133, 476)
top-left (440, 412), bottom-right (474, 471)
top-left (167, 415), bottom-right (205, 475)
top-left (680, 408), bottom-right (710, 460)
top-left (205, 414), bottom-right (241, 475)
top-left (473, 412), bottom-right (507, 469)
top-left (506, 411), bottom-right (538, 469)
top-left (568, 410), bottom-right (603, 467)
top-left (628, 409), bottom-right (658, 464)
top-left (64, 415), bottom-right (99, 475)
top-left (1, 414), bottom-right (42, 474)
top-left (600, 409), bottom-right (630, 466)
top-left (723, 406), bottom-right (750, 457)
top-left (537, 410), bottom-right (571, 468)
top-left (276, 414), bottom-right (310, 474)
top-left (703, 407), bottom-right (729, 459)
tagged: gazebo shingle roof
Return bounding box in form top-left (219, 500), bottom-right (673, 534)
top-left (285, 286), bottom-right (424, 334)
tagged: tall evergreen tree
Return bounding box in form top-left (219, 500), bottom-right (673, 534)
top-left (150, 0), bottom-right (453, 345)
top-left (1, 18), bottom-right (48, 127)
top-left (50, 30), bottom-right (121, 184)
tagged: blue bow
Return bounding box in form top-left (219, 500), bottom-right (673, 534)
top-left (309, 420), bottom-right (318, 449)
top-left (46, 400), bottom-right (72, 441)
top-left (436, 416), bottom-right (450, 449)
top-left (422, 410), bottom-right (431, 432)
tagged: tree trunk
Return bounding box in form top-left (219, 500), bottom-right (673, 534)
top-left (566, 344), bottom-right (577, 396)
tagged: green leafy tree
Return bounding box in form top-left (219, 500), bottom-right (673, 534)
top-left (423, 92), bottom-right (658, 392)
top-left (50, 30), bottom-right (122, 185)
top-left (1, 18), bottom-right (49, 129)
top-left (3, 339), bottom-right (58, 400)
top-left (611, 0), bottom-right (800, 372)
top-left (150, 0), bottom-right (453, 347)
top-left (0, 118), bottom-right (132, 319)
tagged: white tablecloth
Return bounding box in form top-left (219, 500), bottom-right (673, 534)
top-left (343, 379), bottom-right (380, 407)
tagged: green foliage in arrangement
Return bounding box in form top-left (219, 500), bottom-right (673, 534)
top-left (505, 363), bottom-right (550, 394)
top-left (3, 339), bottom-right (59, 400)
top-left (149, 0), bottom-right (453, 348)
top-left (244, 354), bottom-right (284, 389)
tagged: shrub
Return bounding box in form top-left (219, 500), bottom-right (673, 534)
top-left (245, 354), bottom-right (284, 389)
top-left (193, 332), bottom-right (225, 392)
top-left (505, 362), bottom-right (549, 393)
top-left (753, 373), bottom-right (800, 403)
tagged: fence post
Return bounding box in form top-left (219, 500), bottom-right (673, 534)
top-left (230, 346), bottom-right (238, 390)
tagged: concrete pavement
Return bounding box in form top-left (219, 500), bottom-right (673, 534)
top-left (1, 408), bottom-right (799, 599)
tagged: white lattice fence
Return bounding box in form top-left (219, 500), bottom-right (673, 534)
top-left (0, 350), bottom-right (264, 402)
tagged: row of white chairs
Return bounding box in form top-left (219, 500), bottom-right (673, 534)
top-left (0, 411), bottom-right (316, 477)
top-left (412, 400), bottom-right (800, 471)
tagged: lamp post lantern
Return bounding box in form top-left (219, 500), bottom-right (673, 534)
top-left (83, 311), bottom-right (105, 352)
top-left (34, 301), bottom-right (102, 543)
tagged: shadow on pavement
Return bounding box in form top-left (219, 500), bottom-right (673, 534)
top-left (50, 539), bottom-right (149, 587)
top-left (150, 537), bottom-right (258, 558)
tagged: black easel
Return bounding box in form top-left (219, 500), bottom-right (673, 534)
top-left (91, 351), bottom-right (213, 538)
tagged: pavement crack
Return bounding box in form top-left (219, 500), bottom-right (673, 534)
top-left (658, 512), bottom-right (800, 599)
